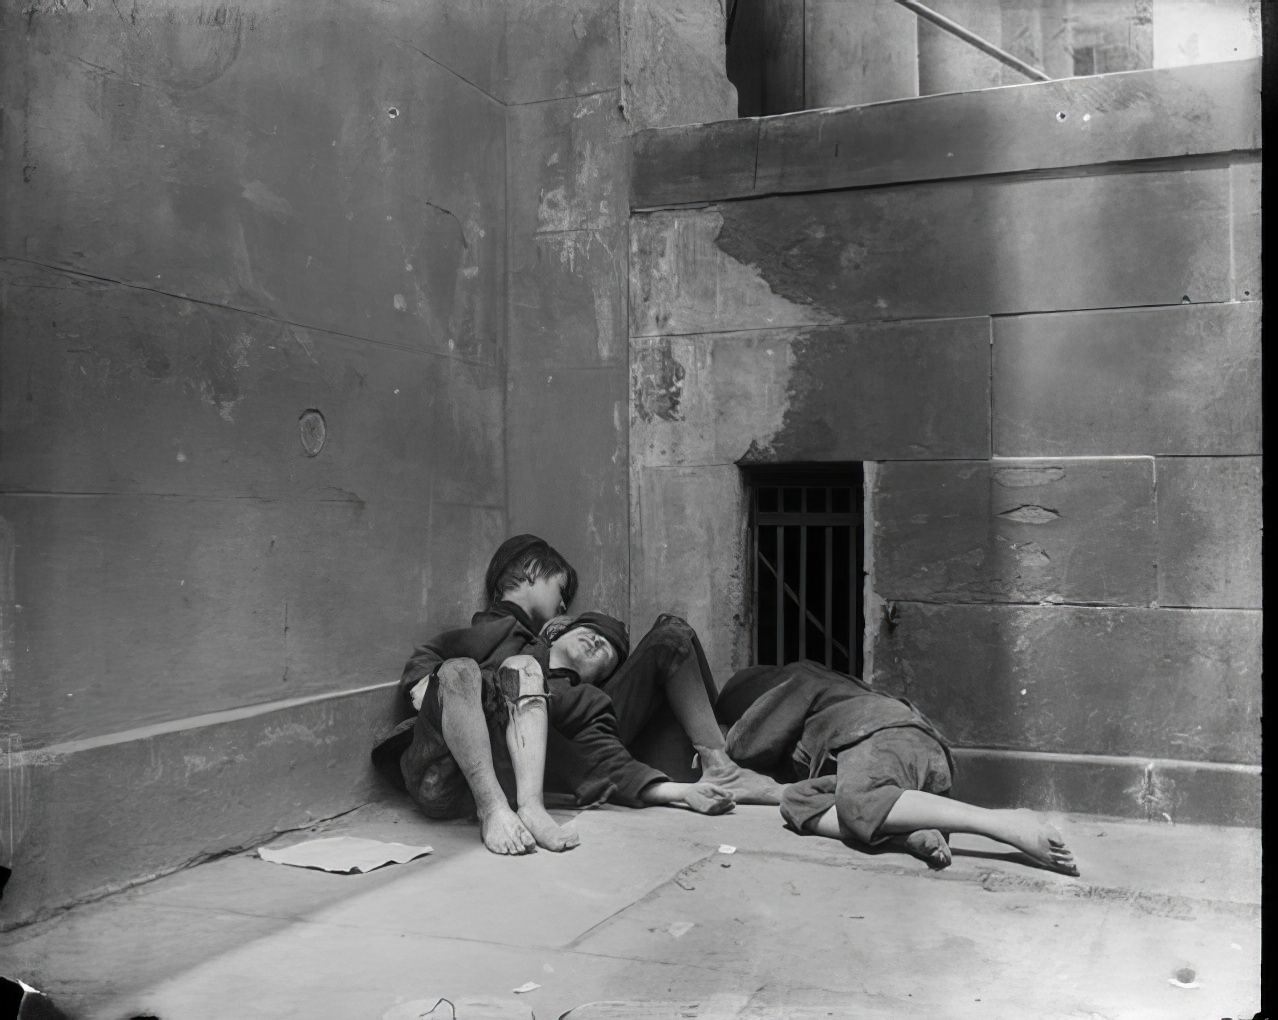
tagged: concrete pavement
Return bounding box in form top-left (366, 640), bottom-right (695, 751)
top-left (0, 797), bottom-right (1262, 1019)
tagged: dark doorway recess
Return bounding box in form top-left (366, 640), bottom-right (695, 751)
top-left (745, 464), bottom-right (864, 676)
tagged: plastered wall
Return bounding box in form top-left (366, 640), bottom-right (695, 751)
top-left (503, 0), bottom-right (736, 614)
top-left (628, 60), bottom-right (1261, 825)
top-left (0, 0), bottom-right (739, 927)
top-left (0, 0), bottom-right (509, 925)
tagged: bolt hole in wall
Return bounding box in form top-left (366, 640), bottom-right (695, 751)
top-left (298, 408), bottom-right (327, 457)
top-left (744, 464), bottom-right (865, 677)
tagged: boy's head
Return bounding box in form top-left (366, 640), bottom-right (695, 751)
top-left (484, 534), bottom-right (579, 624)
top-left (546, 611), bottom-right (628, 685)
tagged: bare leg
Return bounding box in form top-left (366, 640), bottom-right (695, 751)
top-left (664, 670), bottom-right (731, 748)
top-left (657, 644), bottom-right (783, 804)
top-left (500, 661), bottom-right (579, 852)
top-left (811, 790), bottom-right (1078, 875)
top-left (807, 804), bottom-right (950, 869)
top-left (694, 744), bottom-right (786, 805)
top-left (436, 659), bottom-right (534, 856)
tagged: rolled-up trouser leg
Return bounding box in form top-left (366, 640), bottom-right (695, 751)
top-left (784, 728), bottom-right (952, 843)
top-left (600, 614), bottom-right (721, 747)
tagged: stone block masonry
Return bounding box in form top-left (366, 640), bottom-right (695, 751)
top-left (628, 60), bottom-right (1261, 825)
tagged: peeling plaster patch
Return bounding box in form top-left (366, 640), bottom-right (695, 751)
top-left (998, 505), bottom-right (1061, 525)
top-left (1013, 542), bottom-right (1052, 568)
top-left (197, 330), bottom-right (253, 422)
top-left (1129, 761), bottom-right (1178, 821)
top-left (632, 340), bottom-right (686, 423)
top-left (769, 333), bottom-right (843, 461)
top-left (630, 210), bottom-right (839, 336)
top-left (995, 465), bottom-right (1066, 488)
top-left (260, 722), bottom-right (335, 747)
top-left (714, 203), bottom-right (862, 320)
top-left (2, 733), bottom-right (31, 868)
top-left (240, 180), bottom-right (294, 218)
top-left (285, 324), bottom-right (317, 364)
top-left (0, 518), bottom-right (13, 711)
top-left (538, 186), bottom-right (571, 232)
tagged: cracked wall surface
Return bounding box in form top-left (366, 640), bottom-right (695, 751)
top-left (628, 61), bottom-right (1261, 824)
top-left (0, 0), bottom-right (743, 925)
top-left (0, 0), bottom-right (510, 925)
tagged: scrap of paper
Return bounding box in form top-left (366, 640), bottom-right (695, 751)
top-left (512, 982), bottom-right (541, 994)
top-left (718, 845), bottom-right (736, 854)
top-left (258, 836), bottom-right (433, 874)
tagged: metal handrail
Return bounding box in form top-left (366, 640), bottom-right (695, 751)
top-left (894, 0), bottom-right (1052, 82)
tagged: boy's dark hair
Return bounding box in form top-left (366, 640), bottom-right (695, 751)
top-left (485, 534), bottom-right (579, 607)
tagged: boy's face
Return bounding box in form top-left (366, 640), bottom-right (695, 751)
top-left (520, 572), bottom-right (568, 626)
top-left (551, 626), bottom-right (620, 684)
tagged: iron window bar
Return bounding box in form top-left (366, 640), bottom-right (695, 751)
top-left (750, 471), bottom-right (863, 675)
top-left (755, 549), bottom-right (852, 663)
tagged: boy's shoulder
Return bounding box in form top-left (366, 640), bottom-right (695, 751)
top-left (428, 603), bottom-right (543, 658)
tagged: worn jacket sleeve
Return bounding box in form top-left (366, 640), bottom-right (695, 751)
top-left (400, 633), bottom-right (452, 703)
top-left (545, 678), bottom-right (667, 807)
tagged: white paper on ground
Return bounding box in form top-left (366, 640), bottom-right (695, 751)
top-left (511, 981), bottom-right (541, 994)
top-left (257, 836), bottom-right (433, 873)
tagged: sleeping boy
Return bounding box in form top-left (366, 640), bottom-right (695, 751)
top-left (717, 660), bottom-right (1079, 875)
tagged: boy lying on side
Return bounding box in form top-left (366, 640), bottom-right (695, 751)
top-left (717, 660), bottom-right (1079, 875)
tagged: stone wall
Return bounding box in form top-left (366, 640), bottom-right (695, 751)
top-left (504, 0), bottom-right (737, 614)
top-left (0, 0), bottom-right (740, 927)
top-left (628, 60), bottom-right (1261, 825)
top-left (0, 0), bottom-right (508, 926)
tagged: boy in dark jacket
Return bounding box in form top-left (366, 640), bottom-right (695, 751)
top-left (716, 660), bottom-right (1079, 876)
top-left (372, 536), bottom-right (734, 855)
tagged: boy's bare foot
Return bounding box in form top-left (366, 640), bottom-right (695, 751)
top-left (994, 811), bottom-right (1079, 876)
top-left (695, 746), bottom-right (785, 805)
top-left (517, 804), bottom-right (581, 852)
top-left (478, 805), bottom-right (536, 855)
top-left (894, 828), bottom-right (951, 869)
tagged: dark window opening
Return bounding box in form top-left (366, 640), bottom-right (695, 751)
top-left (746, 465), bottom-right (864, 677)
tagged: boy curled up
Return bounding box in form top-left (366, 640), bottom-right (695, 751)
top-left (717, 661), bottom-right (1078, 875)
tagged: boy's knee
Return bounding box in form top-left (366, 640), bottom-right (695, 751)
top-left (653, 613), bottom-right (694, 638)
top-left (436, 657), bottom-right (482, 693)
top-left (645, 614), bottom-right (697, 662)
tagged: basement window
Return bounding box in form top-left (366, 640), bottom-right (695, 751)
top-left (746, 465), bottom-right (864, 676)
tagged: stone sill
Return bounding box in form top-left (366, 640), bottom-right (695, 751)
top-left (630, 59), bottom-right (1261, 210)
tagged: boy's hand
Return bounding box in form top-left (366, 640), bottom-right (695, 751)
top-left (683, 782), bottom-right (735, 815)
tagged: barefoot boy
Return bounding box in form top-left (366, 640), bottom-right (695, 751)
top-left (372, 535), bottom-right (734, 854)
top-left (717, 660), bottom-right (1079, 875)
top-left (542, 612), bottom-right (784, 805)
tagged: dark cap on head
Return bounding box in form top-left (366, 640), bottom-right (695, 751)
top-left (484, 534), bottom-right (548, 602)
top-left (563, 611), bottom-right (630, 666)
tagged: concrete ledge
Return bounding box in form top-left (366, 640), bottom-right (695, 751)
top-left (952, 747), bottom-right (1261, 828)
top-left (631, 59), bottom-right (1260, 208)
top-left (0, 683), bottom-right (402, 929)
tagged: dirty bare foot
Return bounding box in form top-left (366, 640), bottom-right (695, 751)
top-left (894, 828), bottom-right (951, 869)
top-left (517, 804), bottom-right (580, 852)
top-left (478, 804), bottom-right (536, 855)
top-left (695, 746), bottom-right (785, 805)
top-left (993, 811), bottom-right (1079, 876)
